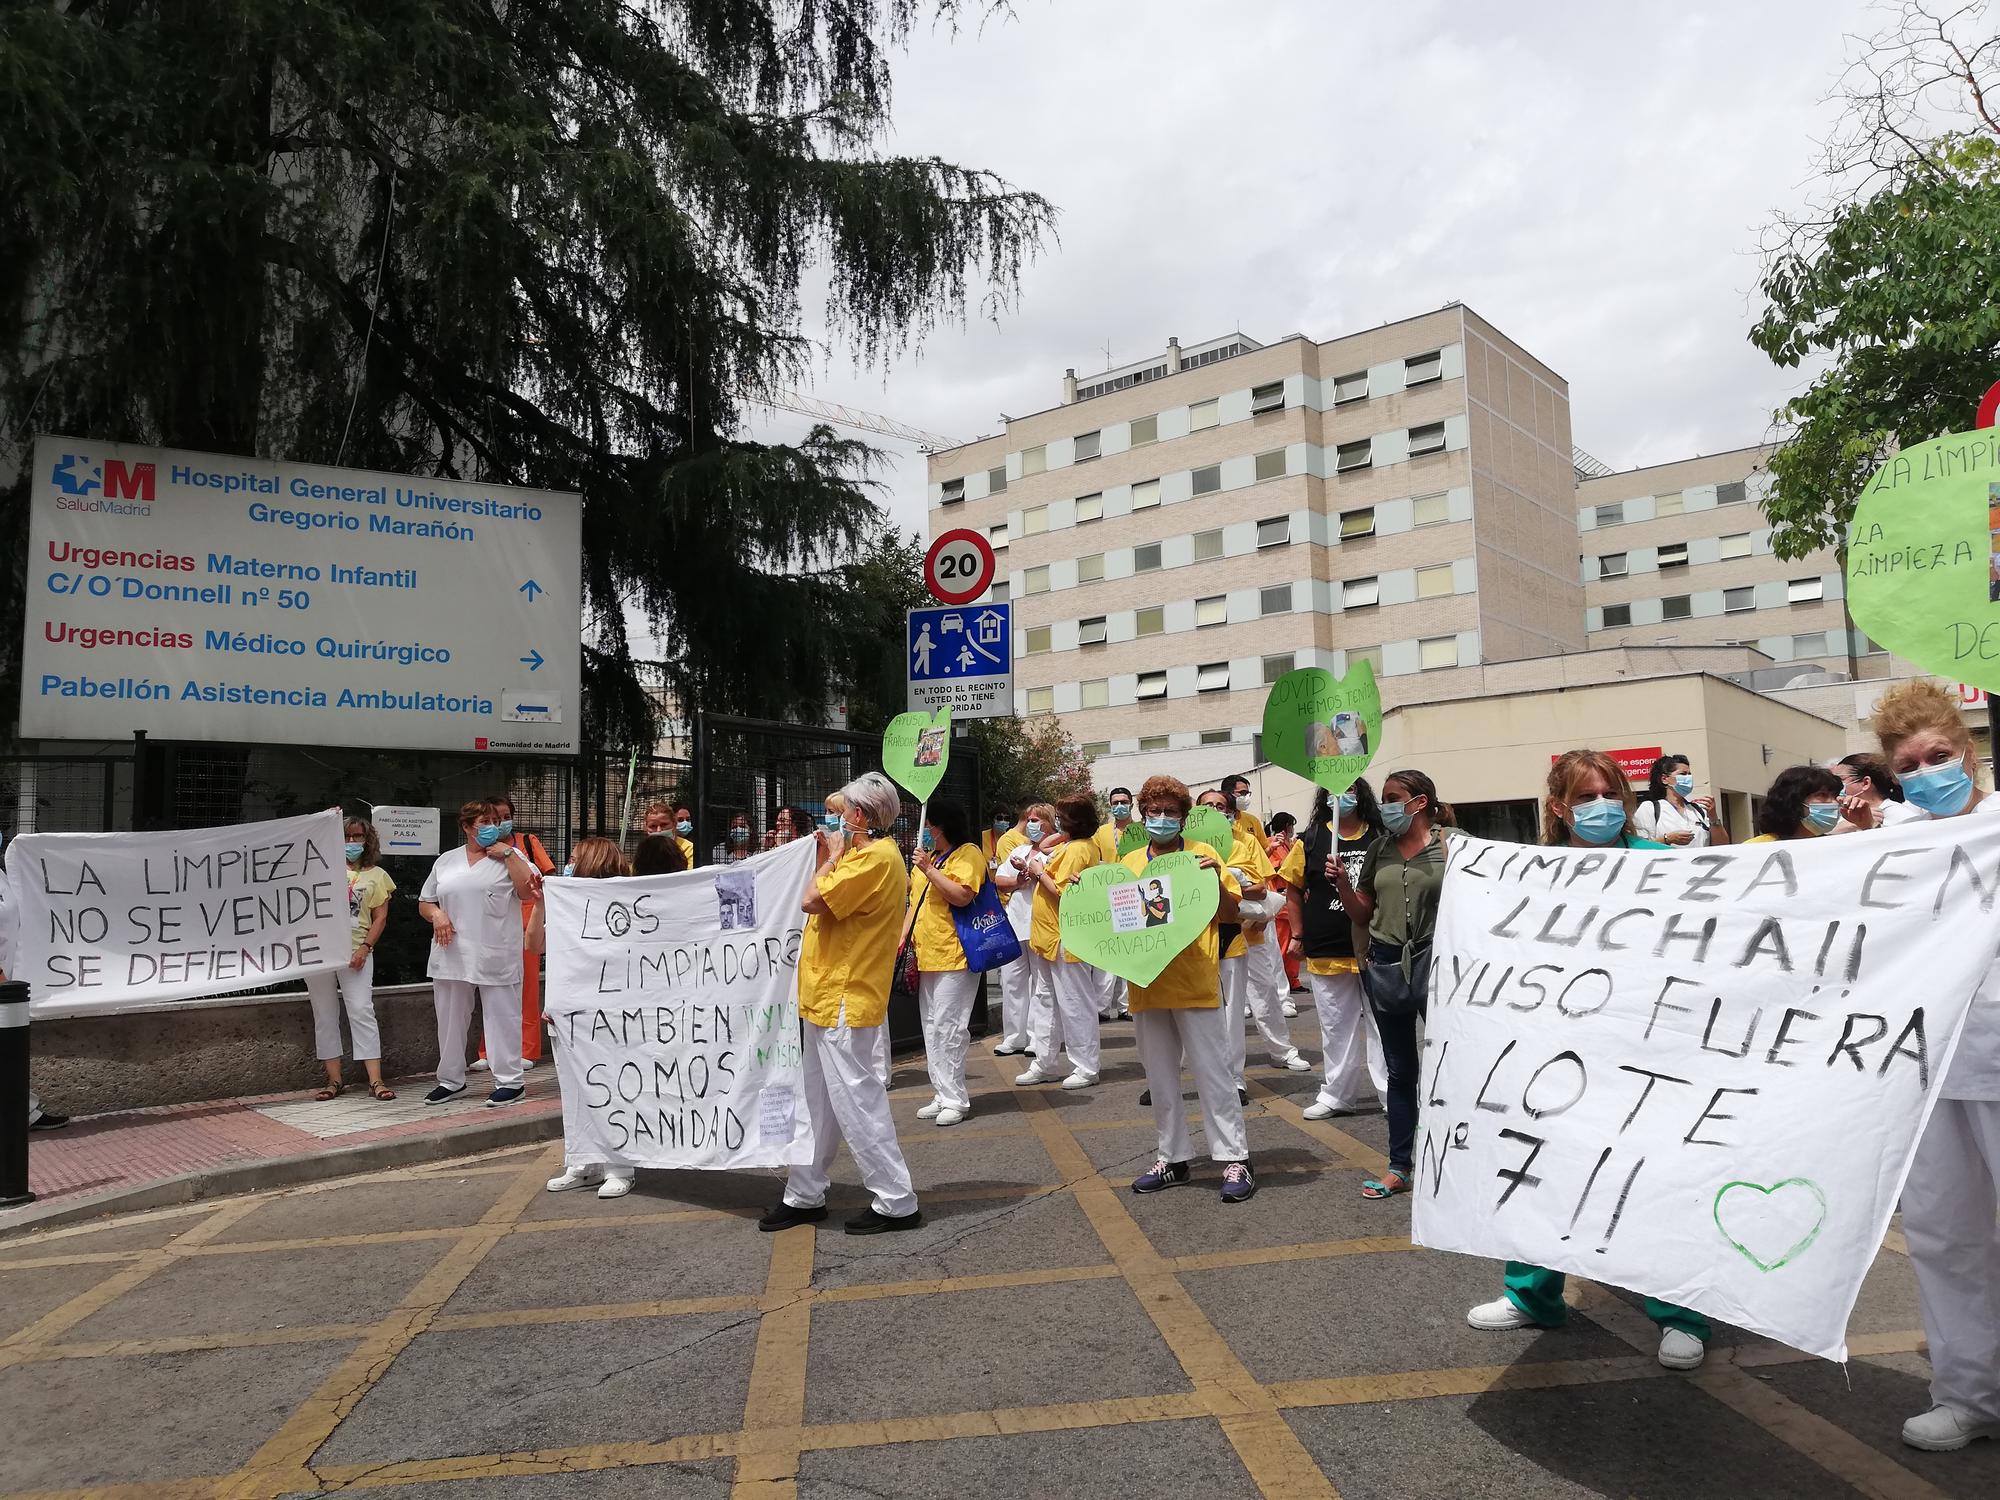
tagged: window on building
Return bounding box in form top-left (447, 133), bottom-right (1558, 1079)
top-left (1026, 686), bottom-right (1053, 714)
top-left (1717, 480), bottom-right (1747, 505)
top-left (1021, 445), bottom-right (1046, 476)
top-left (1343, 575), bottom-right (1380, 609)
top-left (1080, 678), bottom-right (1109, 709)
top-left (1788, 577), bottom-right (1825, 603)
top-left (1192, 464), bottom-right (1222, 496)
top-left (1332, 370), bottom-right (1368, 404)
top-left (1261, 653), bottom-right (1295, 684)
top-left (1078, 553), bottom-right (1104, 583)
top-left (1336, 439), bottom-right (1373, 472)
top-left (1662, 594), bottom-right (1692, 620)
top-left (1657, 542), bottom-right (1689, 569)
top-left (1200, 729), bottom-right (1233, 746)
top-left (1346, 645), bottom-right (1383, 675)
top-left (1131, 479), bottom-right (1160, 510)
top-left (989, 580), bottom-right (1009, 603)
top-left (1724, 586), bottom-right (1755, 613)
top-left (1340, 507), bottom-right (1376, 539)
top-left (1023, 505), bottom-right (1048, 535)
top-left (1860, 634), bottom-right (1886, 655)
top-left (1416, 563), bottom-right (1454, 599)
top-left (1134, 543), bottom-right (1162, 573)
top-left (1073, 430), bottom-right (1100, 463)
top-left (1412, 492), bottom-right (1450, 527)
top-left (1081, 740), bottom-right (1110, 759)
top-left (1136, 606), bottom-right (1165, 636)
top-left (1599, 552), bottom-right (1627, 578)
top-left (1408, 422), bottom-right (1447, 457)
top-left (1138, 735), bottom-right (1170, 752)
top-left (1792, 632), bottom-right (1826, 657)
top-left (1419, 635), bottom-right (1459, 670)
top-left (1405, 350), bottom-right (1444, 385)
top-left (1075, 492), bottom-right (1103, 523)
top-left (1129, 415), bottom-right (1158, 447)
top-left (1250, 381), bottom-right (1285, 414)
top-left (1602, 602), bottom-right (1632, 628)
top-left (1196, 595), bottom-right (1227, 627)
top-left (1259, 583), bottom-right (1291, 616)
top-left (1594, 501), bottom-right (1623, 527)
top-left (988, 465), bottom-right (1007, 494)
top-left (1254, 448), bottom-right (1286, 482)
top-left (1023, 565), bottom-right (1050, 595)
top-left (1079, 615), bottom-right (1107, 645)
top-left (1249, 517), bottom-right (1286, 550)
top-left (1719, 532), bottom-right (1752, 560)
top-left (1189, 399), bottom-right (1218, 431)
top-left (1025, 625), bottom-right (1051, 653)
top-left (1655, 491), bottom-right (1685, 517)
top-left (1136, 672), bottom-right (1167, 700)
top-left (1197, 662), bottom-right (1231, 692)
top-left (942, 477), bottom-right (965, 503)
top-left (989, 522), bottom-right (1009, 549)
top-left (1193, 528), bottom-right (1224, 561)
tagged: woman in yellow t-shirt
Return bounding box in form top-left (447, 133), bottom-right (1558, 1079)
top-left (306, 817), bottom-right (397, 1101)
top-left (896, 802), bottom-right (988, 1126)
top-left (761, 772), bottom-right (921, 1237)
top-left (1019, 795), bottom-right (1104, 1088)
top-left (1125, 776), bottom-right (1256, 1204)
top-left (1746, 765), bottom-right (1844, 842)
top-left (1197, 787), bottom-right (1309, 1095)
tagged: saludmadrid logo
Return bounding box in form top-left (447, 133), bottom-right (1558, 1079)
top-left (52, 451), bottom-right (157, 514)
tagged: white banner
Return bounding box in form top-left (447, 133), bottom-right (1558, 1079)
top-left (542, 837), bottom-right (817, 1171)
top-left (1413, 819), bottom-right (2000, 1360)
top-left (7, 810), bottom-right (348, 1017)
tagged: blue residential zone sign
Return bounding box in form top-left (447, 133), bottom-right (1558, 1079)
top-left (906, 602), bottom-right (1012, 718)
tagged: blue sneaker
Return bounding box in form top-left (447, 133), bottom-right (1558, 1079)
top-left (423, 1084), bottom-right (466, 1106)
top-left (1131, 1157), bottom-right (1191, 1194)
top-left (1220, 1162), bottom-right (1257, 1204)
top-left (485, 1084), bottom-right (526, 1107)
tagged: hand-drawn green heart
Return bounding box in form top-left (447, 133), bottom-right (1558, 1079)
top-left (1059, 851), bottom-right (1219, 987)
top-left (882, 707), bottom-right (951, 801)
top-left (1261, 662), bottom-right (1382, 794)
top-left (1182, 805), bottom-right (1235, 855)
top-left (1116, 822), bottom-right (1148, 858)
top-left (1846, 429), bottom-right (2000, 689)
top-left (1713, 1178), bottom-right (1827, 1272)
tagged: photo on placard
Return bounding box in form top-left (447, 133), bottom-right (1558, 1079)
top-left (1107, 882), bottom-right (1145, 933)
top-left (716, 868), bottom-right (757, 931)
top-left (1989, 483), bottom-right (2000, 602)
top-left (1141, 876), bottom-right (1173, 928)
top-left (914, 726), bottom-right (945, 767)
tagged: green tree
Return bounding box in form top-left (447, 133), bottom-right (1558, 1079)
top-left (0, 1), bottom-right (1052, 740)
top-left (1750, 2), bottom-right (2000, 560)
top-left (833, 522), bottom-right (930, 734)
top-left (969, 714), bottom-right (1093, 818)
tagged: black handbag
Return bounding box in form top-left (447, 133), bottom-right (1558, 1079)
top-left (1363, 936), bottom-right (1431, 1019)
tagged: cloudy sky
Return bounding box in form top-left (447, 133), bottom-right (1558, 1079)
top-left (747, 0), bottom-right (1892, 541)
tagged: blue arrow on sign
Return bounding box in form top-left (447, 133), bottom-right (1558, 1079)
top-left (520, 649), bottom-right (544, 671)
top-left (519, 579), bottom-right (543, 601)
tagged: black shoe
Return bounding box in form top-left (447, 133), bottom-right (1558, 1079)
top-left (485, 1084), bottom-right (526, 1107)
top-left (423, 1084), bottom-right (467, 1106)
top-left (27, 1112), bottom-right (70, 1132)
top-left (1238, 1087), bottom-right (1250, 1105)
top-left (1132, 1157), bottom-right (1193, 1193)
top-left (1138, 1089), bottom-right (1152, 1106)
top-left (758, 1202), bottom-right (827, 1232)
top-left (845, 1206), bottom-right (923, 1235)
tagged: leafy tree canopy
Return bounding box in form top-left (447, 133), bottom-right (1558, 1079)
top-left (968, 714), bottom-right (1092, 819)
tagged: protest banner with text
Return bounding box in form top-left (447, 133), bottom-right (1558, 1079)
top-left (541, 836), bottom-right (817, 1171)
top-left (1412, 820), bottom-right (2000, 1360)
top-left (7, 810), bottom-right (348, 1017)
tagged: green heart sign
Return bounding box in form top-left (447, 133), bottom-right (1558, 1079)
top-left (1059, 850), bottom-right (1220, 987)
top-left (882, 707), bottom-right (951, 801)
top-left (1261, 662), bottom-right (1382, 795)
top-left (1845, 429), bottom-right (2000, 687)
top-left (1116, 822), bottom-right (1148, 858)
top-left (1182, 805), bottom-right (1236, 856)
top-left (1713, 1177), bottom-right (1827, 1273)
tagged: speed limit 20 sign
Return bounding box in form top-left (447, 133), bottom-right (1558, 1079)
top-left (924, 528), bottom-right (997, 605)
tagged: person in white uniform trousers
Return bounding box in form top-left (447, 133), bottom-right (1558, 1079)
top-left (418, 799), bottom-right (537, 1106)
top-left (760, 772), bottom-right (921, 1236)
top-left (1281, 782), bottom-right (1388, 1117)
top-left (306, 816), bottom-right (396, 1101)
top-left (1017, 796), bottom-right (1103, 1089)
top-left (1631, 754), bottom-right (1730, 847)
top-left (991, 802), bottom-right (1053, 1059)
top-left (1194, 788), bottom-right (1309, 1100)
top-left (1869, 679), bottom-right (2000, 1452)
top-left (901, 802), bottom-right (987, 1127)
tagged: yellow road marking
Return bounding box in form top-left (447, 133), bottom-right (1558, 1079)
top-left (730, 1223), bottom-right (817, 1499)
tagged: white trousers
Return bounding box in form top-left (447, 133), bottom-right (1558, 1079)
top-left (995, 955), bottom-right (1032, 1049)
top-left (1308, 969), bottom-right (1385, 1110)
top-left (1028, 951), bottom-right (1101, 1078)
top-left (308, 956), bottom-right (381, 1062)
top-left (784, 1010), bottom-right (918, 1218)
top-left (919, 968), bottom-right (980, 1111)
top-left (433, 979), bottom-right (523, 1088)
top-left (1134, 1004), bottom-right (1248, 1164)
top-left (1902, 1097), bottom-right (2000, 1422)
top-left (550, 1031), bottom-right (634, 1182)
top-left (1093, 962), bottom-right (1127, 1018)
top-left (1231, 942), bottom-right (1298, 1076)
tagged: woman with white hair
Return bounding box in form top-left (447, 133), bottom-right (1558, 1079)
top-left (759, 771), bottom-right (922, 1236)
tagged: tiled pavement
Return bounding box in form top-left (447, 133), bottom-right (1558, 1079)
top-left (0, 1021), bottom-right (1992, 1500)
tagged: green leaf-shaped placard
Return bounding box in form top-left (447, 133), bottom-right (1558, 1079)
top-left (882, 707), bottom-right (952, 801)
top-left (1261, 662), bottom-right (1381, 794)
top-left (1116, 822), bottom-right (1149, 858)
top-left (1059, 851), bottom-right (1220, 987)
top-left (1182, 805), bottom-right (1236, 856)
top-left (1845, 430), bottom-right (2000, 688)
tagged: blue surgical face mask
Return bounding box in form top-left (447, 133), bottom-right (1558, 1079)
top-left (824, 812), bottom-right (844, 833)
top-left (494, 819), bottom-right (514, 838)
top-left (730, 827), bottom-right (749, 844)
top-left (1901, 759), bottom-right (1974, 816)
top-left (1380, 800), bottom-right (1413, 836)
top-left (1673, 774), bottom-right (1696, 797)
top-left (994, 816), bottom-right (1011, 832)
top-left (1804, 802), bottom-right (1840, 833)
top-left (474, 823), bottom-right (502, 848)
top-left (1336, 792), bottom-right (1358, 815)
top-left (676, 819), bottom-right (692, 836)
top-left (1143, 814), bottom-right (1181, 841)
top-left (920, 828), bottom-right (936, 851)
top-left (561, 863), bottom-right (574, 877)
top-left (1109, 801), bottom-right (1131, 820)
top-left (343, 842), bottom-right (365, 863)
top-left (1024, 820), bottom-right (1043, 841)
top-left (1570, 797), bottom-right (1626, 846)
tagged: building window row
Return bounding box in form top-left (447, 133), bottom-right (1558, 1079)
top-left (1588, 524), bottom-right (1780, 581)
top-left (1582, 478), bottom-right (1754, 531)
top-left (1588, 574), bottom-right (1839, 632)
top-left (1018, 638), bottom-right (1464, 717)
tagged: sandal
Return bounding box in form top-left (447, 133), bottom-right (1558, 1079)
top-left (1361, 1170), bottom-right (1410, 1200)
top-left (313, 1082), bottom-right (346, 1101)
top-left (369, 1081), bottom-right (396, 1101)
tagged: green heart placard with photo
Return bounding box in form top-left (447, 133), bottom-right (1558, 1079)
top-left (882, 707), bottom-right (952, 801)
top-left (1059, 851), bottom-right (1219, 987)
top-left (1182, 804), bottom-right (1236, 856)
top-left (1845, 429), bottom-right (2000, 688)
top-left (1261, 662), bottom-right (1382, 794)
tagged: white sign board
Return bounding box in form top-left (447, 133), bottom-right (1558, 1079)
top-left (21, 437), bottom-right (581, 754)
top-left (907, 602), bottom-right (1012, 719)
top-left (541, 837), bottom-right (817, 1170)
top-left (370, 805), bottom-right (440, 857)
top-left (5, 810), bottom-right (348, 1017)
top-left (1413, 822), bottom-right (2000, 1361)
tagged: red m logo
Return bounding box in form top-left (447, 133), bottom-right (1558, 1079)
top-left (104, 461), bottom-right (156, 502)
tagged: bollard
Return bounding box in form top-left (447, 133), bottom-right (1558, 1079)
top-left (0, 979), bottom-right (32, 1207)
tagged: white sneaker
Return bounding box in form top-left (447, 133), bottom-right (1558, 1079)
top-left (1657, 1328), bottom-right (1705, 1370)
top-left (1015, 1066), bottom-right (1060, 1085)
top-left (546, 1166), bottom-right (602, 1192)
top-left (916, 1099), bottom-right (943, 1119)
top-left (522, 1059), bottom-right (538, 1071)
top-left (934, 1107), bottom-right (966, 1127)
top-left (1060, 1071), bottom-right (1099, 1090)
top-left (469, 1059), bottom-right (492, 1073)
top-left (1301, 1101), bottom-right (1342, 1120)
top-left (1280, 1052), bottom-right (1313, 1072)
top-left (1467, 1296), bottom-right (1538, 1331)
top-left (1902, 1403), bottom-right (1998, 1451)
top-left (1281, 1001), bottom-right (1299, 1018)
top-left (596, 1174), bottom-right (634, 1200)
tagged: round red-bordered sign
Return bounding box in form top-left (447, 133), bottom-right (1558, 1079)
top-left (923, 528), bottom-right (996, 605)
